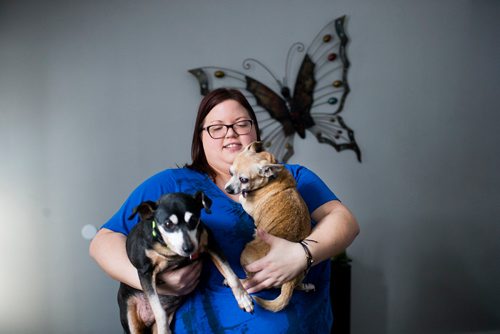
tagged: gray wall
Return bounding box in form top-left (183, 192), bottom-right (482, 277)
top-left (1, 0), bottom-right (499, 333)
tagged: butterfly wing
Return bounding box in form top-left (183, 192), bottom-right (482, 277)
top-left (189, 16), bottom-right (361, 162)
top-left (291, 15), bottom-right (361, 162)
top-left (245, 76), bottom-right (296, 162)
top-left (189, 67), bottom-right (296, 162)
top-left (290, 53), bottom-right (316, 139)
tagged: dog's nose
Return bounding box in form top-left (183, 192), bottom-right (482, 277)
top-left (183, 242), bottom-right (194, 254)
top-left (225, 185), bottom-right (235, 194)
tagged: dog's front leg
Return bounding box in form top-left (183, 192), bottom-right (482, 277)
top-left (207, 249), bottom-right (254, 313)
top-left (139, 273), bottom-right (171, 334)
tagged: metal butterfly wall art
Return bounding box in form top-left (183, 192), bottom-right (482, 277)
top-left (189, 16), bottom-right (361, 163)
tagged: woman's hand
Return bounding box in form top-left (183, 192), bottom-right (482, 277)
top-left (157, 260), bottom-right (203, 296)
top-left (90, 228), bottom-right (204, 296)
top-left (240, 200), bottom-right (359, 295)
top-left (242, 229), bottom-right (307, 294)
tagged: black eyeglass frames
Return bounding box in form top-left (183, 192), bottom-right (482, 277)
top-left (201, 120), bottom-right (253, 139)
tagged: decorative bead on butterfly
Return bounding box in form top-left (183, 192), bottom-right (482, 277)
top-left (189, 16), bottom-right (361, 163)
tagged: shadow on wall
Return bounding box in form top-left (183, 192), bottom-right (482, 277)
top-left (410, 242), bottom-right (500, 333)
top-left (351, 259), bottom-right (388, 334)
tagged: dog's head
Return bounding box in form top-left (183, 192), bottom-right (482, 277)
top-left (130, 191), bottom-right (212, 257)
top-left (225, 141), bottom-right (283, 197)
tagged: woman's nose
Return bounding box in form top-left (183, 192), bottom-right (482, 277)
top-left (225, 126), bottom-right (238, 137)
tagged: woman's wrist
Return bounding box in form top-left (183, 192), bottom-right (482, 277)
top-left (298, 239), bottom-right (318, 274)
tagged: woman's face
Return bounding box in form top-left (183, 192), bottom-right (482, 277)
top-left (201, 99), bottom-right (258, 179)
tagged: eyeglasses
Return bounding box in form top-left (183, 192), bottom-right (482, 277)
top-left (201, 120), bottom-right (254, 139)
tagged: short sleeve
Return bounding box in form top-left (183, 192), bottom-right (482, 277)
top-left (285, 164), bottom-right (339, 215)
top-left (101, 169), bottom-right (177, 235)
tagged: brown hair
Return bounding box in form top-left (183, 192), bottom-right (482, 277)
top-left (185, 88), bottom-right (261, 180)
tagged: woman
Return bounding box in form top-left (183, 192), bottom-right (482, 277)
top-left (89, 88), bottom-right (359, 333)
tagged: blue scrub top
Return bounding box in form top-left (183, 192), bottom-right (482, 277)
top-left (103, 165), bottom-right (338, 333)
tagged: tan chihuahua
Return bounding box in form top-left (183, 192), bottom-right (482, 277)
top-left (225, 141), bottom-right (314, 312)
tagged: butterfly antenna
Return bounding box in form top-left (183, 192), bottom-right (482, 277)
top-left (284, 42), bottom-right (305, 87)
top-left (242, 58), bottom-right (283, 89)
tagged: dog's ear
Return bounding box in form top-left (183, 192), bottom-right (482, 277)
top-left (262, 151), bottom-right (277, 164)
top-left (194, 191), bottom-right (212, 214)
top-left (246, 141), bottom-right (264, 153)
top-left (128, 201), bottom-right (157, 221)
top-left (258, 164), bottom-right (283, 178)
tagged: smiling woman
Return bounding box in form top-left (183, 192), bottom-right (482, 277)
top-left (197, 99), bottom-right (259, 195)
top-left (186, 89), bottom-right (261, 183)
top-left (89, 88), bottom-right (359, 333)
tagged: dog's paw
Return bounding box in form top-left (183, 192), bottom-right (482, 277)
top-left (235, 289), bottom-right (254, 313)
top-left (297, 282), bottom-right (316, 293)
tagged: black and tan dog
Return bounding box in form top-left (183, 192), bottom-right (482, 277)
top-left (117, 191), bottom-right (253, 334)
top-left (225, 142), bottom-right (314, 312)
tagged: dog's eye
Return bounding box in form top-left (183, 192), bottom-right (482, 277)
top-left (239, 177), bottom-right (249, 184)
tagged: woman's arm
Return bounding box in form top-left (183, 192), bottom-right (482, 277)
top-left (306, 200), bottom-right (360, 264)
top-left (89, 228), bottom-right (140, 289)
top-left (243, 200), bottom-right (359, 294)
top-left (89, 228), bottom-right (201, 295)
